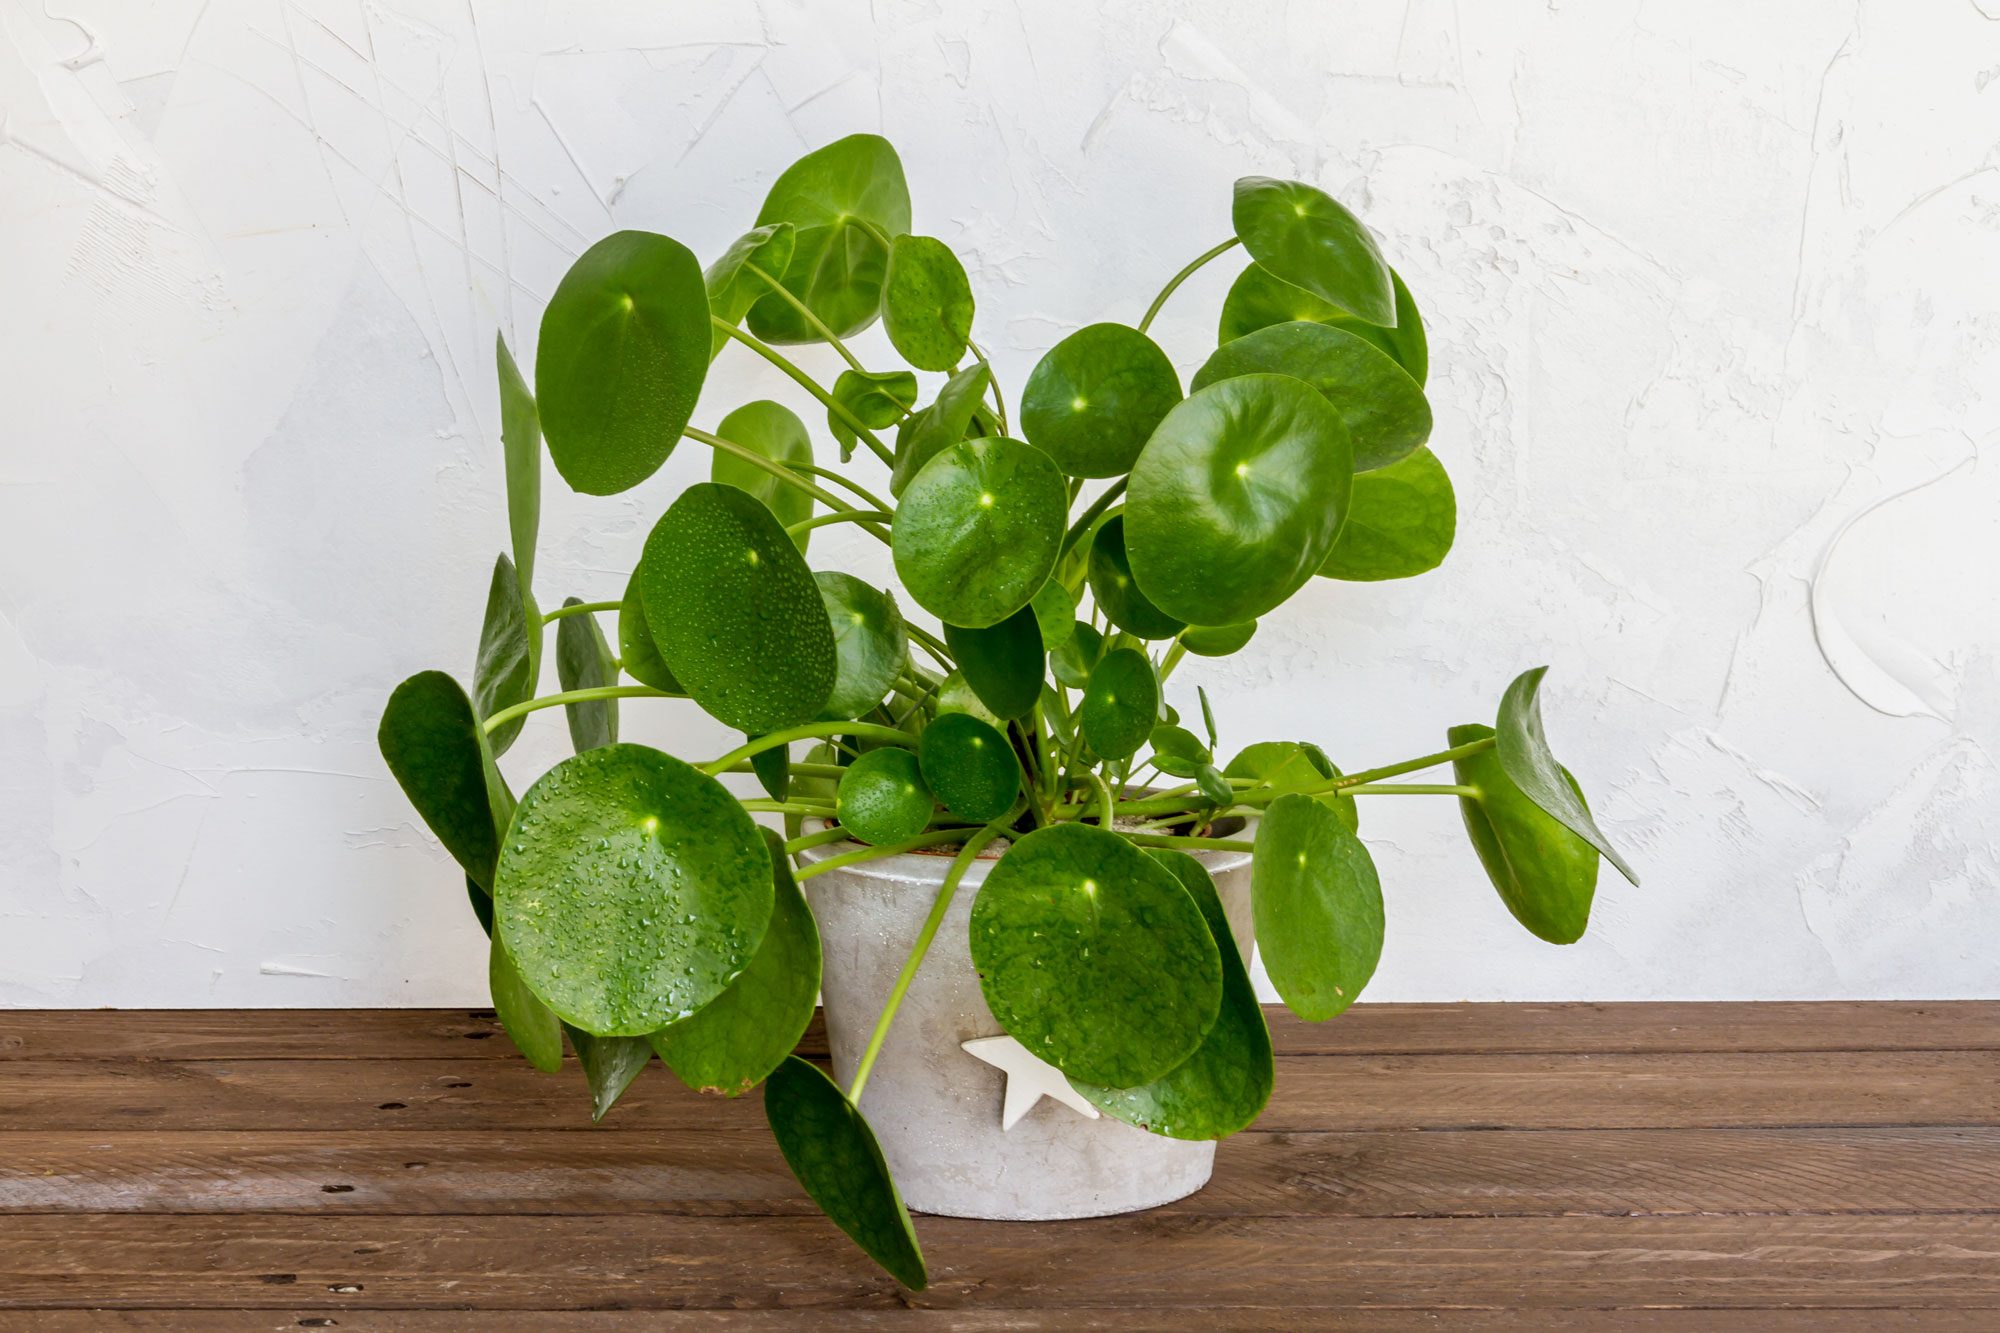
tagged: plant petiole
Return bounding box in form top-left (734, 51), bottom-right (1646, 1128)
top-left (1136, 236), bottom-right (1241, 334)
top-left (480, 685), bottom-right (672, 735)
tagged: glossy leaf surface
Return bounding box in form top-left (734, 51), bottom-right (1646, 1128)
top-left (379, 671), bottom-right (512, 892)
top-left (836, 747), bottom-right (935, 846)
top-left (711, 400), bottom-right (814, 548)
top-left (1192, 320), bottom-right (1430, 472)
top-left (1317, 446), bottom-right (1455, 581)
top-left (918, 711), bottom-right (1019, 822)
top-left (1252, 793), bottom-right (1383, 1021)
top-left (1148, 723), bottom-right (1209, 778)
top-left (1079, 647), bottom-right (1161, 763)
top-left (1220, 262), bottom-right (1428, 385)
top-left (1451, 723), bottom-right (1600, 944)
top-left (565, 1026), bottom-right (654, 1122)
top-left (554, 598), bottom-right (619, 753)
top-left (883, 235), bottom-right (974, 371)
top-left (1497, 668), bottom-right (1639, 886)
top-left (889, 363), bottom-right (989, 497)
top-left (703, 223), bottom-right (797, 358)
top-left (1180, 620), bottom-right (1257, 657)
top-left (749, 135), bottom-right (912, 343)
top-left (1048, 620), bottom-right (1104, 690)
top-left (1020, 323), bottom-right (1180, 477)
top-left (1232, 177), bottom-right (1394, 327)
top-left (616, 569), bottom-right (685, 696)
top-left (816, 572), bottom-right (908, 721)
top-left (490, 935), bottom-right (563, 1073)
top-left (893, 438), bottom-right (1065, 628)
top-left (1029, 580), bottom-right (1077, 650)
top-left (473, 554), bottom-right (538, 758)
top-left (1087, 514), bottom-right (1185, 640)
top-left (1226, 740), bottom-right (1356, 832)
top-left (943, 605), bottom-right (1044, 720)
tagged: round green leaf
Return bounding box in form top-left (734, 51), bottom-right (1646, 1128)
top-left (883, 235), bottom-right (974, 371)
top-left (639, 483), bottom-right (836, 734)
top-left (379, 671), bottom-right (512, 892)
top-left (1079, 647), bottom-right (1159, 762)
top-left (1192, 321), bottom-right (1431, 472)
top-left (473, 554), bottom-right (539, 758)
top-left (537, 230), bottom-right (711, 495)
top-left (1180, 620), bottom-right (1257, 657)
top-left (749, 135), bottom-right (912, 343)
top-left (893, 438), bottom-right (1065, 628)
top-left (764, 1054), bottom-right (927, 1290)
top-left (704, 223), bottom-right (798, 358)
top-left (1087, 514), bottom-right (1184, 640)
top-left (831, 368), bottom-right (917, 461)
top-left (616, 568), bottom-right (685, 696)
top-left (1226, 740), bottom-right (1356, 832)
top-left (1232, 177), bottom-right (1394, 327)
top-left (1125, 374), bottom-right (1353, 627)
top-left (816, 572), bottom-right (908, 721)
top-left (836, 747), bottom-right (935, 846)
top-left (1451, 723), bottom-right (1600, 944)
top-left (1496, 667), bottom-right (1639, 886)
top-left (1318, 446), bottom-right (1456, 580)
top-left (943, 604), bottom-right (1044, 720)
top-left (889, 363), bottom-right (989, 497)
top-left (496, 744), bottom-right (774, 1036)
top-left (1020, 324), bottom-right (1181, 477)
top-left (490, 935), bottom-right (563, 1073)
top-left (1048, 620), bottom-right (1104, 689)
top-left (1029, 580), bottom-right (1077, 650)
top-left (652, 828), bottom-right (820, 1096)
top-left (1220, 263), bottom-right (1428, 385)
top-left (554, 597), bottom-right (620, 753)
top-left (971, 822), bottom-right (1223, 1088)
top-left (711, 400), bottom-right (814, 549)
top-left (1072, 851), bottom-right (1273, 1139)
top-left (918, 712), bottom-right (1020, 822)
top-left (1252, 793), bottom-right (1383, 1021)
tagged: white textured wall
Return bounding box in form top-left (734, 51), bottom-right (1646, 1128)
top-left (3, 0), bottom-right (1996, 1008)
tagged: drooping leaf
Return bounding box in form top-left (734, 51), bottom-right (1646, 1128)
top-left (711, 400), bottom-right (814, 550)
top-left (918, 712), bottom-right (1020, 822)
top-left (883, 234), bottom-right (974, 371)
top-left (748, 135), bottom-right (912, 343)
top-left (704, 223), bottom-right (798, 358)
top-left (1087, 514), bottom-right (1184, 641)
top-left (1125, 374), bottom-right (1353, 627)
top-left (616, 568), bottom-right (685, 696)
top-left (943, 605), bottom-right (1044, 720)
top-left (970, 822), bottom-right (1223, 1088)
top-left (1317, 446), bottom-right (1456, 581)
top-left (1496, 668), bottom-right (1639, 886)
top-left (1192, 320), bottom-right (1431, 472)
top-left (1220, 262), bottom-right (1428, 385)
top-left (893, 438), bottom-right (1065, 629)
top-left (496, 335), bottom-right (542, 598)
top-left (749, 738), bottom-right (790, 803)
top-left (1252, 793), bottom-right (1383, 1021)
top-left (496, 744), bottom-right (774, 1036)
top-left (1048, 620), bottom-right (1105, 689)
top-left (1226, 740), bottom-right (1356, 833)
top-left (889, 363), bottom-right (990, 497)
top-left (1148, 723), bottom-right (1210, 778)
top-left (835, 747), bottom-right (934, 846)
top-left (817, 572), bottom-right (908, 721)
top-left (537, 230), bottom-right (711, 495)
top-left (764, 1054), bottom-right (927, 1290)
top-left (653, 829), bottom-right (820, 1096)
top-left (473, 553), bottom-right (539, 758)
top-left (1195, 763), bottom-right (1234, 806)
top-left (379, 671), bottom-right (513, 892)
top-left (1232, 177), bottom-right (1395, 327)
top-left (1179, 621), bottom-right (1258, 657)
top-left (830, 368), bottom-right (917, 461)
top-left (554, 598), bottom-right (619, 753)
top-left (1079, 647), bottom-right (1161, 764)
top-left (639, 483), bottom-right (837, 734)
top-left (1072, 851), bottom-right (1273, 1138)
top-left (490, 934), bottom-right (563, 1073)
top-left (564, 1026), bottom-right (655, 1122)
top-left (1019, 323), bottom-right (1181, 477)
top-left (1450, 723), bottom-right (1600, 944)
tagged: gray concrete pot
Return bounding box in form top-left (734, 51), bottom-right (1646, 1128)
top-left (799, 834), bottom-right (1255, 1221)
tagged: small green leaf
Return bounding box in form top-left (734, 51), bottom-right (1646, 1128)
top-left (764, 1054), bottom-right (927, 1290)
top-left (943, 605), bottom-right (1044, 720)
top-left (918, 712), bottom-right (1020, 822)
top-left (565, 1026), bottom-right (655, 1123)
top-left (971, 823), bottom-right (1223, 1088)
top-left (817, 572), bottom-right (908, 721)
top-left (1179, 621), bottom-right (1258, 657)
top-left (1020, 323), bottom-right (1181, 477)
top-left (1197, 686), bottom-right (1218, 749)
top-left (1252, 794), bottom-right (1383, 1021)
top-left (1232, 177), bottom-right (1395, 327)
top-left (1225, 740), bottom-right (1357, 833)
top-left (1195, 763), bottom-right (1234, 806)
top-left (616, 568), bottom-right (685, 696)
top-left (1497, 668), bottom-right (1638, 886)
top-left (496, 334), bottom-right (542, 597)
top-left (490, 934), bottom-right (563, 1073)
top-left (704, 223), bottom-right (798, 358)
top-left (1072, 851), bottom-right (1273, 1138)
top-left (893, 438), bottom-right (1065, 629)
top-left (379, 671), bottom-right (513, 892)
top-left (1192, 320), bottom-right (1431, 472)
top-left (889, 363), bottom-right (990, 497)
top-left (1149, 723), bottom-right (1210, 778)
top-left (749, 135), bottom-right (912, 343)
top-left (883, 235), bottom-right (974, 371)
top-left (836, 747), bottom-right (935, 846)
top-left (1451, 722), bottom-right (1600, 944)
top-left (830, 368), bottom-right (917, 461)
top-left (653, 829), bottom-right (820, 1096)
top-left (1029, 580), bottom-right (1077, 651)
top-left (1220, 262), bottom-right (1428, 385)
top-left (711, 400), bottom-right (815, 550)
top-left (537, 231), bottom-right (711, 495)
top-left (1087, 514), bottom-right (1185, 641)
top-left (496, 744), bottom-right (774, 1036)
top-left (1049, 620), bottom-right (1104, 690)
top-left (473, 554), bottom-right (539, 758)
top-left (554, 598), bottom-right (619, 753)
top-left (639, 483), bottom-right (837, 734)
top-left (1317, 446), bottom-right (1456, 581)
top-left (1080, 647), bottom-right (1160, 763)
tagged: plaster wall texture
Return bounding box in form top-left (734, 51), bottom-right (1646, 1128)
top-left (2, 0), bottom-right (1995, 1007)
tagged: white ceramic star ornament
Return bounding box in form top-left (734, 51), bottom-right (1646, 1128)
top-left (961, 1035), bottom-right (1103, 1131)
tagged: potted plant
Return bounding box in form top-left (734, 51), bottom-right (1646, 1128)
top-left (379, 134), bottom-right (1638, 1290)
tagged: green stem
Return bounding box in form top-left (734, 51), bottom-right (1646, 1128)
top-left (480, 685), bottom-right (671, 735)
top-left (1059, 479), bottom-right (1128, 557)
top-left (966, 339), bottom-right (1008, 435)
top-left (846, 823), bottom-right (1008, 1102)
top-left (540, 600), bottom-right (620, 623)
top-left (791, 461), bottom-right (894, 514)
top-left (889, 673), bottom-right (945, 728)
top-left (788, 509), bottom-right (894, 537)
top-left (1121, 832), bottom-right (1255, 852)
top-left (1055, 737), bottom-right (1499, 820)
top-left (904, 623), bottom-right (957, 674)
top-left (700, 722), bottom-right (918, 777)
top-left (785, 824), bottom-right (852, 855)
top-left (711, 319), bottom-right (895, 467)
top-left (742, 260), bottom-right (867, 374)
top-left (792, 827), bottom-right (975, 882)
top-left (1158, 641), bottom-right (1188, 681)
top-left (1345, 783), bottom-right (1479, 798)
top-left (682, 427), bottom-right (885, 544)
top-left (1137, 236), bottom-right (1242, 334)
top-left (1333, 737), bottom-right (1495, 788)
top-left (737, 799), bottom-right (839, 816)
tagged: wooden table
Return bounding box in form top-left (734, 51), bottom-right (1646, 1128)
top-left (1, 1003), bottom-right (1995, 1327)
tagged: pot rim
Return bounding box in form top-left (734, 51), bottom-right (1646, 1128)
top-left (795, 815), bottom-right (1256, 885)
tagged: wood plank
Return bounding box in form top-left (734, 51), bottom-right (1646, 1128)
top-left (6, 1049), bottom-right (1993, 1134)
top-left (6, 1001), bottom-right (1996, 1062)
top-left (0, 1213), bottom-right (1996, 1311)
top-left (4, 1126), bottom-right (1996, 1219)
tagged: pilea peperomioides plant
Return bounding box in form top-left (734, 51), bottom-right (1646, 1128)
top-left (379, 134), bottom-right (1638, 1288)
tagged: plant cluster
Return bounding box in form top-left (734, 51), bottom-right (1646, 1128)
top-left (379, 134), bottom-right (1638, 1289)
